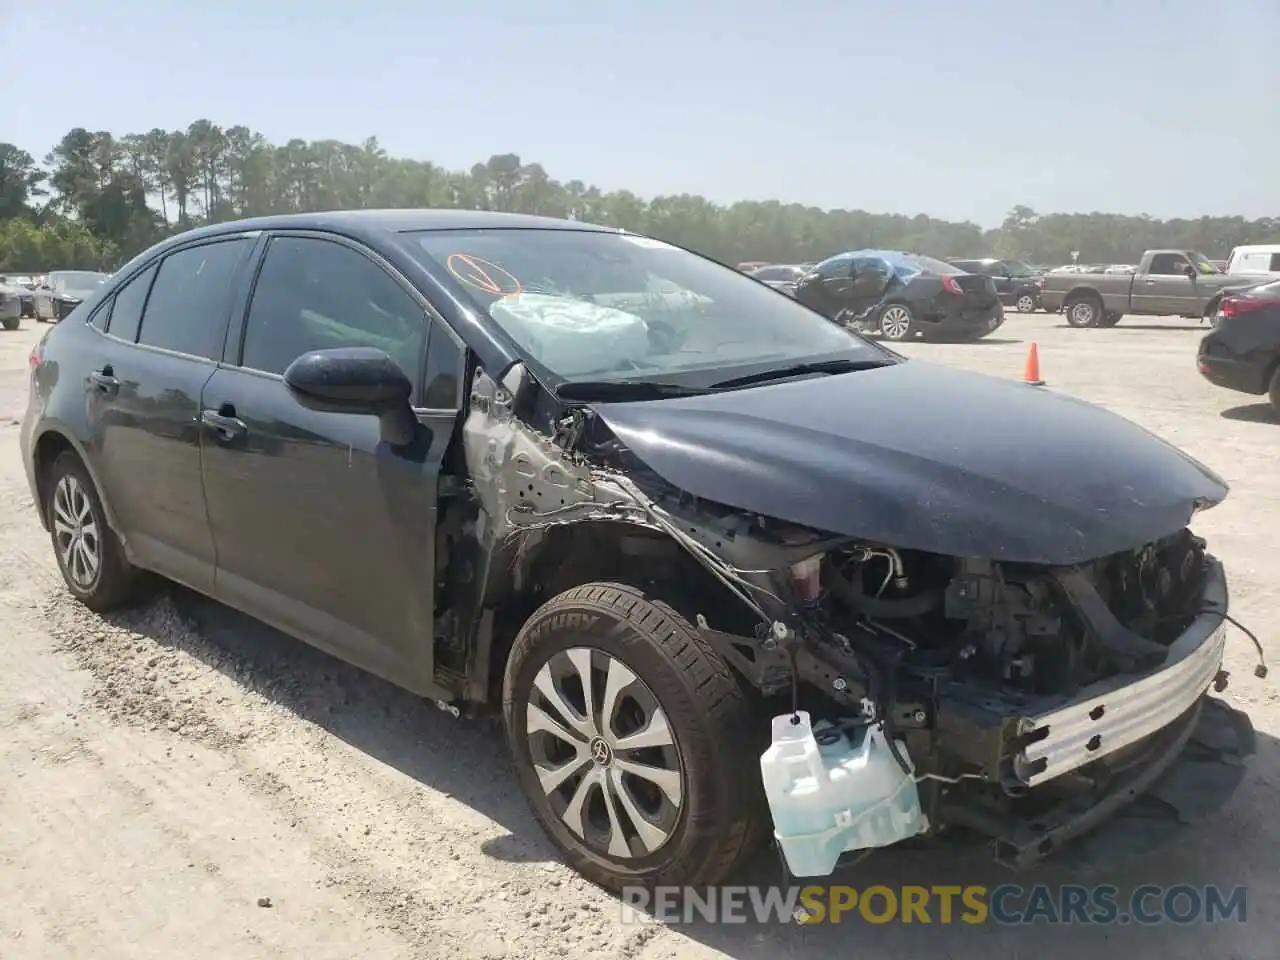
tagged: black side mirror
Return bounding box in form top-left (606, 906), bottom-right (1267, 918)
top-left (284, 347), bottom-right (418, 447)
top-left (1183, 265), bottom-right (1197, 279)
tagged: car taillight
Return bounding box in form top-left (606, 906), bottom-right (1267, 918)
top-left (28, 342), bottom-right (42, 370)
top-left (941, 276), bottom-right (964, 295)
top-left (1218, 296), bottom-right (1266, 319)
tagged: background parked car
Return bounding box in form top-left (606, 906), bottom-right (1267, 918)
top-left (1224, 245), bottom-right (1280, 281)
top-left (0, 278), bottom-right (23, 329)
top-left (33, 270), bottom-right (108, 322)
top-left (946, 257), bottom-right (1044, 313)
top-left (748, 263), bottom-right (808, 296)
top-left (794, 250), bottom-right (1003, 342)
top-left (0, 275), bottom-right (37, 318)
top-left (1197, 278), bottom-right (1280, 415)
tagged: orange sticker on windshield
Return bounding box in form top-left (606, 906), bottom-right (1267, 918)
top-left (446, 254), bottom-right (523, 297)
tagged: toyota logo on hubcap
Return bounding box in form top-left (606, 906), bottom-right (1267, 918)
top-left (589, 736), bottom-right (613, 767)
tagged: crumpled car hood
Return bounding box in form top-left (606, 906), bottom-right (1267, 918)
top-left (590, 360), bottom-right (1228, 564)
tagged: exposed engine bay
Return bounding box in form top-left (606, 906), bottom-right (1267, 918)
top-left (445, 361), bottom-right (1258, 876)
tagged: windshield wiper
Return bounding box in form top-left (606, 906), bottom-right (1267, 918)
top-left (708, 358), bottom-right (891, 390)
top-left (553, 379), bottom-right (713, 402)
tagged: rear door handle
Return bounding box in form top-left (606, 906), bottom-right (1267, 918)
top-left (1143, 279), bottom-right (1158, 285)
top-left (201, 407), bottom-right (248, 443)
top-left (90, 366), bottom-right (119, 396)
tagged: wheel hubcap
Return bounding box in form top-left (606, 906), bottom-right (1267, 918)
top-left (881, 307), bottom-right (911, 339)
top-left (52, 475), bottom-right (100, 588)
top-left (1017, 295), bottom-right (1035, 312)
top-left (525, 647), bottom-right (683, 860)
top-left (1071, 303), bottom-right (1094, 325)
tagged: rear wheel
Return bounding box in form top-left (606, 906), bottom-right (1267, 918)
top-left (877, 302), bottom-right (915, 341)
top-left (1269, 366), bottom-right (1280, 418)
top-left (503, 582), bottom-right (764, 891)
top-left (1097, 312), bottom-right (1122, 328)
top-left (1015, 292), bottom-right (1038, 313)
top-left (1064, 295), bottom-right (1103, 328)
top-left (2, 317), bottom-right (17, 331)
top-left (44, 452), bottom-right (141, 611)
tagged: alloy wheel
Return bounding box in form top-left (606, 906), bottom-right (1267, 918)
top-left (525, 646), bottom-right (684, 861)
top-left (879, 305), bottom-right (912, 340)
top-left (1016, 294), bottom-right (1037, 313)
top-left (52, 474), bottom-right (100, 589)
top-left (1069, 301), bottom-right (1097, 326)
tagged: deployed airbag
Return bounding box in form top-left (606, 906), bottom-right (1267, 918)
top-left (490, 294), bottom-right (650, 376)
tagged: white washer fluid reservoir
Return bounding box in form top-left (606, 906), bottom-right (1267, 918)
top-left (759, 710), bottom-right (929, 878)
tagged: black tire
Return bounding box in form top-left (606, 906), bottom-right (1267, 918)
top-left (1014, 291), bottom-right (1038, 314)
top-left (1064, 294), bottom-right (1103, 328)
top-left (2, 317), bottom-right (17, 331)
top-left (876, 302), bottom-right (916, 341)
top-left (1269, 366), bottom-right (1280, 419)
top-left (44, 451), bottom-right (141, 612)
top-left (503, 582), bottom-right (765, 892)
top-left (1097, 312), bottom-right (1122, 328)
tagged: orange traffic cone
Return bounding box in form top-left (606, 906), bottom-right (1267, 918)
top-left (1022, 343), bottom-right (1045, 386)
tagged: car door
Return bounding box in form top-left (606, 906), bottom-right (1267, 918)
top-left (87, 236), bottom-right (257, 592)
top-left (199, 232), bottom-right (463, 694)
top-left (1133, 253), bottom-right (1195, 315)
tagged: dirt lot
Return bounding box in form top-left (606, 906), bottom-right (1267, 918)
top-left (0, 313), bottom-right (1275, 960)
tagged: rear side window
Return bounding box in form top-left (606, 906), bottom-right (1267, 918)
top-left (137, 239), bottom-right (253, 359)
top-left (105, 264), bottom-right (158, 343)
top-left (240, 236), bottom-right (427, 384)
top-left (1148, 253), bottom-right (1190, 275)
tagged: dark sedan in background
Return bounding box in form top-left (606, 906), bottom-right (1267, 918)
top-left (0, 274), bottom-right (37, 319)
top-left (794, 250), bottom-right (1003, 342)
top-left (947, 257), bottom-right (1045, 313)
top-left (1198, 279), bottom-right (1280, 415)
top-left (748, 263), bottom-right (808, 296)
top-left (33, 270), bottom-right (109, 322)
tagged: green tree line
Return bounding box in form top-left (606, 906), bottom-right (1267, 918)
top-left (2, 121), bottom-right (1278, 272)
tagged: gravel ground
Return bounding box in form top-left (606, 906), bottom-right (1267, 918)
top-left (0, 312), bottom-right (1275, 959)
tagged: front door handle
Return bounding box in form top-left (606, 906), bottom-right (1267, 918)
top-left (201, 407), bottom-right (248, 443)
top-left (89, 366), bottom-right (119, 397)
top-left (1143, 279), bottom-right (1158, 285)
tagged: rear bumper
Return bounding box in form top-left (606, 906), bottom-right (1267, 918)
top-left (1197, 351), bottom-right (1271, 396)
top-left (922, 304), bottom-right (1004, 339)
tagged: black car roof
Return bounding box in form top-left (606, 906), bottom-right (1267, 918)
top-left (174, 209), bottom-right (617, 244)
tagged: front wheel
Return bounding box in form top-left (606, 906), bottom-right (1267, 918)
top-left (2, 317), bottom-right (17, 331)
top-left (1097, 311), bottom-right (1122, 328)
top-left (1269, 366), bottom-right (1280, 418)
top-left (503, 582), bottom-right (764, 891)
top-left (877, 302), bottom-right (915, 341)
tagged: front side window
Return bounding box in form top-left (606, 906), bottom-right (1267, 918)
top-left (138, 240), bottom-right (253, 358)
top-left (405, 229), bottom-right (887, 385)
top-left (105, 264), bottom-right (159, 343)
top-left (241, 236), bottom-right (427, 384)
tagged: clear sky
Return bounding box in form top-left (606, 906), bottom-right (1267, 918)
top-left (2, 0), bottom-right (1275, 227)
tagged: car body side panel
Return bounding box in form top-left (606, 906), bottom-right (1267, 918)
top-left (86, 338), bottom-right (220, 592)
top-left (199, 367), bottom-right (448, 695)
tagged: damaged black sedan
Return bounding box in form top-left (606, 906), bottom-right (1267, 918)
top-left (22, 210), bottom-right (1257, 893)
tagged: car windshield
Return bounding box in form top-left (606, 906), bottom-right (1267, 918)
top-left (406, 229), bottom-right (888, 383)
top-left (53, 271), bottom-right (107, 294)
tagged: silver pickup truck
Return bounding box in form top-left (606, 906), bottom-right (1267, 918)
top-left (1039, 249), bottom-right (1257, 328)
